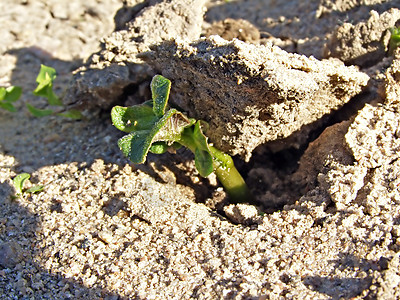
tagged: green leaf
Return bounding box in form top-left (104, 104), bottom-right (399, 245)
top-left (5, 86), bottom-right (22, 102)
top-left (117, 109), bottom-right (191, 164)
top-left (111, 103), bottom-right (156, 133)
top-left (0, 86), bottom-right (22, 112)
top-left (194, 148), bottom-right (213, 177)
top-left (34, 85), bottom-right (62, 106)
top-left (35, 64), bottom-right (57, 83)
top-left (193, 121), bottom-right (213, 177)
top-left (112, 75), bottom-right (192, 165)
top-left (25, 185), bottom-right (44, 194)
top-left (149, 141), bottom-right (169, 154)
top-left (151, 75), bottom-right (171, 117)
top-left (26, 103), bottom-right (53, 117)
top-left (57, 109), bottom-right (83, 119)
top-left (180, 121), bottom-right (214, 177)
top-left (33, 65), bottom-right (63, 106)
top-left (13, 173), bottom-right (31, 194)
top-left (193, 121), bottom-right (210, 150)
top-left (0, 102), bottom-right (17, 112)
top-left (118, 130), bottom-right (151, 163)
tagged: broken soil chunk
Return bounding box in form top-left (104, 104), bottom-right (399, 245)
top-left (142, 36), bottom-right (369, 160)
top-left (63, 0), bottom-right (206, 109)
top-left (324, 8), bottom-right (400, 67)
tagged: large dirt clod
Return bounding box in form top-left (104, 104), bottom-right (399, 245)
top-left (142, 36), bottom-right (369, 160)
top-left (63, 0), bottom-right (206, 109)
top-left (324, 8), bottom-right (400, 66)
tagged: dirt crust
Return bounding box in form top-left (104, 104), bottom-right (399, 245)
top-left (142, 36), bottom-right (369, 160)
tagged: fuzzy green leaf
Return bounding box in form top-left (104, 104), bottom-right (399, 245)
top-left (151, 75), bottom-right (171, 117)
top-left (111, 103), bottom-right (156, 133)
top-left (193, 121), bottom-right (210, 151)
top-left (33, 65), bottom-right (62, 106)
top-left (26, 103), bottom-right (53, 117)
top-left (180, 121), bottom-right (213, 177)
top-left (13, 173), bottom-right (31, 194)
top-left (117, 130), bottom-right (151, 163)
top-left (117, 109), bottom-right (191, 164)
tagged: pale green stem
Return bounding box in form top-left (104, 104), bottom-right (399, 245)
top-left (209, 146), bottom-right (252, 203)
top-left (179, 134), bottom-right (252, 203)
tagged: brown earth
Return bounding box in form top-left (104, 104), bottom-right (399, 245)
top-left (1, 0), bottom-right (400, 299)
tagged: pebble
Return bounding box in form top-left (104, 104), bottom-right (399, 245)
top-left (98, 231), bottom-right (113, 244)
top-left (0, 241), bottom-right (24, 268)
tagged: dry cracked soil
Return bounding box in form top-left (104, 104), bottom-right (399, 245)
top-left (1, 0), bottom-right (400, 299)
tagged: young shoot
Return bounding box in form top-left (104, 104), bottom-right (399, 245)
top-left (12, 173), bottom-right (44, 196)
top-left (111, 75), bottom-right (252, 203)
top-left (28, 64), bottom-right (82, 119)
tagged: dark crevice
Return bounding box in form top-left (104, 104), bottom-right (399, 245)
top-left (243, 88), bottom-right (377, 213)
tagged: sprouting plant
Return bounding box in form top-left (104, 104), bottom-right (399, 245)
top-left (27, 64), bottom-right (82, 119)
top-left (33, 64), bottom-right (63, 106)
top-left (12, 173), bottom-right (44, 196)
top-left (0, 86), bottom-right (22, 112)
top-left (388, 27), bottom-right (400, 55)
top-left (111, 75), bottom-right (252, 203)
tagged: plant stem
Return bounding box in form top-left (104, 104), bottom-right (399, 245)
top-left (178, 128), bottom-right (252, 203)
top-left (178, 136), bottom-right (251, 203)
top-left (209, 146), bottom-right (252, 203)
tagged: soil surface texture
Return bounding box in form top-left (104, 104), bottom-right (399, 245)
top-left (1, 0), bottom-right (400, 299)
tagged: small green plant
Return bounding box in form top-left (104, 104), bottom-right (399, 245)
top-left (0, 65), bottom-right (82, 119)
top-left (33, 64), bottom-right (63, 106)
top-left (111, 75), bottom-right (252, 203)
top-left (12, 173), bottom-right (44, 196)
top-left (389, 27), bottom-right (400, 55)
top-left (27, 64), bottom-right (82, 119)
top-left (0, 86), bottom-right (22, 112)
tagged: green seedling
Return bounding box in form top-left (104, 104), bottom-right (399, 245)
top-left (33, 64), bottom-right (62, 106)
top-left (389, 27), bottom-right (400, 55)
top-left (28, 64), bottom-right (82, 119)
top-left (0, 65), bottom-right (81, 118)
top-left (111, 75), bottom-right (252, 203)
top-left (0, 86), bottom-right (22, 112)
top-left (12, 173), bottom-right (44, 196)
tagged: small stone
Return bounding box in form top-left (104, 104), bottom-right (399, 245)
top-left (98, 231), bottom-right (113, 244)
top-left (224, 204), bottom-right (261, 224)
top-left (0, 241), bottom-right (24, 268)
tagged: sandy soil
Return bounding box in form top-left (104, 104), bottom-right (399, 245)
top-left (1, 0), bottom-right (400, 299)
